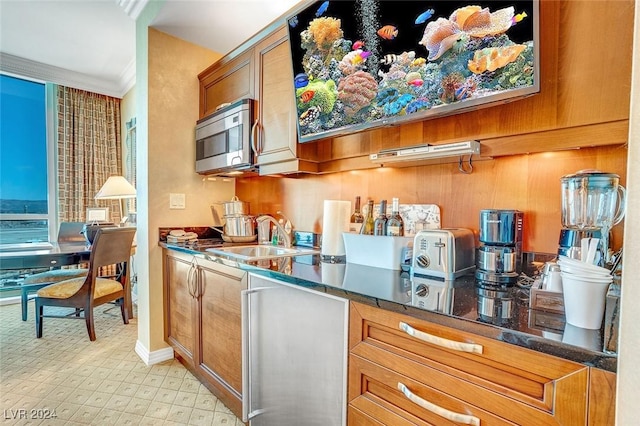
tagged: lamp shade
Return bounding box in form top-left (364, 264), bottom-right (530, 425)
top-left (95, 176), bottom-right (137, 199)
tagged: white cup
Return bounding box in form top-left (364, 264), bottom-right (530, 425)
top-left (561, 272), bottom-right (612, 329)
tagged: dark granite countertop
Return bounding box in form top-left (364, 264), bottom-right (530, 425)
top-left (161, 242), bottom-right (618, 372)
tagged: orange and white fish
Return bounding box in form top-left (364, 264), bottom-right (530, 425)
top-left (300, 90), bottom-right (315, 103)
top-left (377, 25), bottom-right (398, 40)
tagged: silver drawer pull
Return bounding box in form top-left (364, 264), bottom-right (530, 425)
top-left (399, 322), bottom-right (483, 354)
top-left (398, 382), bottom-right (480, 426)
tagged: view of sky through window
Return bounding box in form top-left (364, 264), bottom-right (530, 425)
top-left (0, 74), bottom-right (47, 213)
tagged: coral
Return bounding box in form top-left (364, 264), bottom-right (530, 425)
top-left (419, 18), bottom-right (464, 61)
top-left (463, 7), bottom-right (515, 38)
top-left (337, 71), bottom-right (378, 117)
top-left (338, 50), bottom-right (368, 76)
top-left (376, 87), bottom-right (399, 105)
top-left (296, 79), bottom-right (337, 114)
top-left (450, 5), bottom-right (483, 29)
top-left (468, 44), bottom-right (526, 74)
top-left (383, 93), bottom-right (414, 115)
top-left (405, 97), bottom-right (431, 114)
top-left (405, 72), bottom-right (422, 83)
top-left (439, 72), bottom-right (465, 103)
top-left (308, 17), bottom-right (344, 53)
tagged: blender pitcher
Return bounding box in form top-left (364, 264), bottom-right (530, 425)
top-left (560, 170), bottom-right (626, 263)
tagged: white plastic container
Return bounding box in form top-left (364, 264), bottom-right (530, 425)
top-left (342, 233), bottom-right (413, 270)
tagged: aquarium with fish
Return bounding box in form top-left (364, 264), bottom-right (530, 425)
top-left (286, 0), bottom-right (540, 143)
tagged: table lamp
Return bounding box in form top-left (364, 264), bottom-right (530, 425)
top-left (95, 176), bottom-right (136, 225)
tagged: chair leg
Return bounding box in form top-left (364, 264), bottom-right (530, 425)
top-left (35, 299), bottom-right (43, 338)
top-left (21, 288), bottom-right (29, 321)
top-left (85, 305), bottom-right (96, 341)
top-left (120, 298), bottom-right (129, 324)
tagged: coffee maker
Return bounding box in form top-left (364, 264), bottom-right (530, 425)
top-left (475, 210), bottom-right (524, 325)
top-left (475, 209), bottom-right (524, 286)
top-left (559, 170), bottom-right (626, 265)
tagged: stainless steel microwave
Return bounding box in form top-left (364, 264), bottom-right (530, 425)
top-left (195, 99), bottom-right (254, 175)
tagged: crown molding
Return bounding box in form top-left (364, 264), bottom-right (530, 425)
top-left (0, 52), bottom-right (134, 98)
top-left (116, 0), bottom-right (149, 20)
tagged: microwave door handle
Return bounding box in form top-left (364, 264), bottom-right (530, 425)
top-left (251, 119), bottom-right (260, 155)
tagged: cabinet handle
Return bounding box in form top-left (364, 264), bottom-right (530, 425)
top-left (187, 264), bottom-right (195, 298)
top-left (399, 322), bottom-right (483, 354)
top-left (398, 382), bottom-right (480, 426)
top-left (250, 119), bottom-right (260, 155)
top-left (241, 286), bottom-right (277, 422)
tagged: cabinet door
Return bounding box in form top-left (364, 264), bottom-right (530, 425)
top-left (244, 273), bottom-right (348, 425)
top-left (163, 250), bottom-right (197, 365)
top-left (197, 259), bottom-right (247, 419)
top-left (588, 368), bottom-right (616, 425)
top-left (253, 26), bottom-right (300, 170)
top-left (199, 49), bottom-right (255, 119)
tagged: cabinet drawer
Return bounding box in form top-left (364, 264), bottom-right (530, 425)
top-left (349, 354), bottom-right (514, 425)
top-left (350, 302), bottom-right (588, 423)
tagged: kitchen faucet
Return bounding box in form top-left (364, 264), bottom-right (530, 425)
top-left (256, 215), bottom-right (292, 248)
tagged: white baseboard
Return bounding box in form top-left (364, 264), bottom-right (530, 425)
top-left (135, 340), bottom-right (174, 365)
top-left (0, 296), bottom-right (21, 306)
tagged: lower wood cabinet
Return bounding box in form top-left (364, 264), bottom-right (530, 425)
top-left (348, 302), bottom-right (616, 425)
top-left (164, 249), bottom-right (247, 419)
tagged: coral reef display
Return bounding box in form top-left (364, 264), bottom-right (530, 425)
top-left (288, 0), bottom-right (538, 141)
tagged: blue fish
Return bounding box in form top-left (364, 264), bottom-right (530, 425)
top-left (294, 73), bottom-right (309, 89)
top-left (289, 15), bottom-right (298, 28)
top-left (415, 8), bottom-right (434, 25)
top-left (315, 1), bottom-right (329, 17)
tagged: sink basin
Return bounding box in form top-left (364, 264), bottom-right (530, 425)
top-left (206, 245), bottom-right (319, 261)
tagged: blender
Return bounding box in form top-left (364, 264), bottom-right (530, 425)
top-left (559, 170), bottom-right (626, 265)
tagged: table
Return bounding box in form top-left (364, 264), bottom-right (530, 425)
top-left (0, 242), bottom-right (91, 270)
top-left (0, 243), bottom-right (133, 321)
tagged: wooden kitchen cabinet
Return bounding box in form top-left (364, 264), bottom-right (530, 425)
top-left (348, 301), bottom-right (591, 425)
top-left (588, 368), bottom-right (616, 425)
top-left (198, 48), bottom-right (255, 119)
top-left (197, 257), bottom-right (246, 413)
top-left (163, 249), bottom-right (247, 419)
top-left (164, 250), bottom-right (197, 365)
top-left (253, 25), bottom-right (317, 175)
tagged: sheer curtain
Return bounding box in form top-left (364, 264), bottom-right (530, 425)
top-left (56, 86), bottom-right (122, 223)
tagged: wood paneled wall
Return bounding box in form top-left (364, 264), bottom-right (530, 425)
top-left (237, 145), bottom-right (627, 254)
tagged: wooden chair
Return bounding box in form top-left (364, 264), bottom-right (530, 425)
top-left (35, 227), bottom-right (136, 341)
top-left (21, 222), bottom-right (88, 321)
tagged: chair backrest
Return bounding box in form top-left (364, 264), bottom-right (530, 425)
top-left (57, 222), bottom-right (86, 243)
top-left (83, 227), bottom-right (136, 295)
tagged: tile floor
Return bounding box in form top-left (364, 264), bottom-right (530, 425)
top-left (0, 302), bottom-right (244, 425)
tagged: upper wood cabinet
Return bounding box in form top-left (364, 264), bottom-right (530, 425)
top-left (253, 26), bottom-right (317, 175)
top-left (198, 49), bottom-right (255, 119)
top-left (198, 25), bottom-right (318, 175)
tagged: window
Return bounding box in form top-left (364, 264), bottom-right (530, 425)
top-left (0, 74), bottom-right (54, 244)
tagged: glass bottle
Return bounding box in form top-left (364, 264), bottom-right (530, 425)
top-left (360, 199), bottom-right (375, 235)
top-left (386, 197), bottom-right (404, 236)
top-left (373, 199), bottom-right (388, 236)
top-left (349, 196), bottom-right (364, 233)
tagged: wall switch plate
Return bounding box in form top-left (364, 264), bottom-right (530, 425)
top-left (169, 193), bottom-right (186, 209)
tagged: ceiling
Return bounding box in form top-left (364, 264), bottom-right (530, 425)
top-left (0, 0), bottom-right (300, 98)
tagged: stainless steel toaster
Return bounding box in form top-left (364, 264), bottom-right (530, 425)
top-left (412, 229), bottom-right (476, 279)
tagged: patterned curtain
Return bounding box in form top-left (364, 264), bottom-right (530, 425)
top-left (56, 86), bottom-right (122, 223)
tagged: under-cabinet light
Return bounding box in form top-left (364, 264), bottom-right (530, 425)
top-left (369, 140), bottom-right (480, 164)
